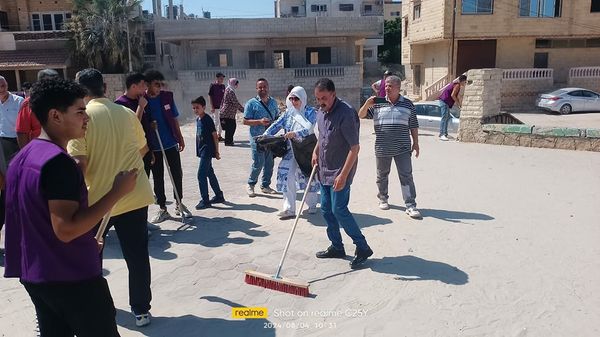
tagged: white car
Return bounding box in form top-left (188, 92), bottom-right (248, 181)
top-left (414, 101), bottom-right (460, 133)
top-left (536, 88), bottom-right (600, 115)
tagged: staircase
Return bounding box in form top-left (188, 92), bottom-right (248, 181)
top-left (423, 74), bottom-right (451, 101)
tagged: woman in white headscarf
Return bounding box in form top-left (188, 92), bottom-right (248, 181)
top-left (264, 86), bottom-right (319, 219)
top-left (219, 78), bottom-right (244, 146)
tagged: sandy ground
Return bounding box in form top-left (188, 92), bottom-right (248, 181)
top-left (1, 119), bottom-right (599, 337)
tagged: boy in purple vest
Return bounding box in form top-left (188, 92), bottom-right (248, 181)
top-left (3, 79), bottom-right (138, 336)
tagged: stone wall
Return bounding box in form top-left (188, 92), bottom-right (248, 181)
top-left (481, 124), bottom-right (600, 152)
top-left (500, 78), bottom-right (554, 113)
top-left (103, 74), bottom-right (126, 101)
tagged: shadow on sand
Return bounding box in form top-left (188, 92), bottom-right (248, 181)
top-left (102, 216), bottom-right (269, 261)
top-left (116, 295), bottom-right (275, 337)
top-left (368, 255), bottom-right (468, 285)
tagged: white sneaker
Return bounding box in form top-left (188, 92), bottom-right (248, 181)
top-left (247, 185), bottom-right (256, 197)
top-left (439, 135), bottom-right (449, 141)
top-left (277, 210), bottom-right (295, 219)
top-left (260, 186), bottom-right (278, 194)
top-left (175, 203), bottom-right (193, 218)
top-left (406, 207), bottom-right (422, 219)
top-left (151, 209), bottom-right (170, 223)
top-left (134, 313), bottom-right (151, 327)
top-left (379, 201), bottom-right (390, 210)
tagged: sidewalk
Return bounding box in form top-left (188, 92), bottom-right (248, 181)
top-left (2, 119), bottom-right (599, 337)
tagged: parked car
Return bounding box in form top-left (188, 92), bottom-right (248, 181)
top-left (414, 100), bottom-right (460, 133)
top-left (536, 88), bottom-right (600, 115)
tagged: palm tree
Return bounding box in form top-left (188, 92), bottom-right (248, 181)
top-left (68, 0), bottom-right (144, 73)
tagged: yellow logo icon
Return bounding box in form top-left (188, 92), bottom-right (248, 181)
top-left (232, 307), bottom-right (269, 319)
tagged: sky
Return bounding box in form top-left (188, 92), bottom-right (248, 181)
top-left (141, 0), bottom-right (275, 18)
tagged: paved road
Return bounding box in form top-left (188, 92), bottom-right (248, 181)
top-left (512, 110), bottom-right (600, 129)
top-left (2, 119), bottom-right (599, 337)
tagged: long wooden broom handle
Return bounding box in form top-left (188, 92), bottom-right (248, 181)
top-left (274, 164), bottom-right (318, 279)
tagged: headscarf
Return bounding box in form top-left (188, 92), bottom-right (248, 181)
top-left (286, 86), bottom-right (307, 114)
top-left (286, 86), bottom-right (313, 134)
top-left (227, 78), bottom-right (238, 91)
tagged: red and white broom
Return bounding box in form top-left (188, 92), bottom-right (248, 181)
top-left (244, 165), bottom-right (318, 297)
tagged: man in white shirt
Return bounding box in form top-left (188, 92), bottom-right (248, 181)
top-left (0, 76), bottom-right (25, 162)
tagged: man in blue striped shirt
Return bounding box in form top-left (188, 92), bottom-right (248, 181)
top-left (358, 75), bottom-right (421, 218)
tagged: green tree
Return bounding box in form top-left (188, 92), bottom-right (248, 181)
top-left (378, 18), bottom-right (402, 65)
top-left (67, 0), bottom-right (144, 73)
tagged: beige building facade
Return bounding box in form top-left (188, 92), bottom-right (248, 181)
top-left (0, 0), bottom-right (72, 90)
top-left (402, 0), bottom-right (600, 100)
top-left (152, 16), bottom-right (382, 112)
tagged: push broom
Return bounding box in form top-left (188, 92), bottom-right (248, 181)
top-left (245, 164), bottom-right (318, 297)
top-left (95, 209), bottom-right (113, 248)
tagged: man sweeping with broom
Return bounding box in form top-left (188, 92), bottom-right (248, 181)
top-left (312, 78), bottom-right (374, 269)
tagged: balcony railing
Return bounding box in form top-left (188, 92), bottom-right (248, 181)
top-left (194, 70), bottom-right (247, 81)
top-left (569, 66), bottom-right (600, 78)
top-left (502, 68), bottom-right (553, 80)
top-left (13, 30), bottom-right (69, 41)
top-left (294, 66), bottom-right (345, 78)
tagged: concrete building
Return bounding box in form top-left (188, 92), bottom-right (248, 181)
top-left (0, 0), bottom-right (72, 90)
top-left (275, 0), bottom-right (384, 77)
top-left (402, 0), bottom-right (600, 100)
top-left (151, 16), bottom-right (382, 112)
top-left (384, 0), bottom-right (402, 20)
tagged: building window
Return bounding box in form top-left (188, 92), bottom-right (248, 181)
top-left (592, 0), bottom-right (600, 12)
top-left (404, 16), bottom-right (408, 37)
top-left (535, 38), bottom-right (597, 48)
top-left (364, 4), bottom-right (373, 12)
top-left (462, 0), bottom-right (493, 14)
top-left (413, 4), bottom-right (421, 19)
top-left (0, 11), bottom-right (8, 30)
top-left (533, 52), bottom-right (548, 68)
top-left (291, 6), bottom-right (299, 14)
top-left (274, 50), bottom-right (290, 69)
top-left (306, 47), bottom-right (331, 65)
top-left (249, 51), bottom-right (265, 69)
top-left (207, 49), bottom-right (232, 67)
top-left (363, 49), bottom-right (374, 59)
top-left (144, 31), bottom-right (156, 55)
top-left (31, 12), bottom-right (71, 31)
top-left (390, 11), bottom-right (401, 16)
top-left (519, 0), bottom-right (561, 17)
top-left (339, 4), bottom-right (354, 11)
top-left (311, 4), bottom-right (327, 12)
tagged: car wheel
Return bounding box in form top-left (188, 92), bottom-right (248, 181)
top-left (559, 104), bottom-right (572, 115)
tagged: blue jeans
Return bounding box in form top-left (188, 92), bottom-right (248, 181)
top-left (320, 184), bottom-right (369, 251)
top-left (197, 156), bottom-right (222, 202)
top-left (247, 140), bottom-right (274, 188)
top-left (439, 100), bottom-right (451, 137)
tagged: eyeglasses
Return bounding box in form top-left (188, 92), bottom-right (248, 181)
top-left (289, 97), bottom-right (300, 102)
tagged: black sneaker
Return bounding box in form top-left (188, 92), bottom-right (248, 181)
top-left (350, 247), bottom-right (374, 269)
top-left (195, 200), bottom-right (211, 210)
top-left (209, 195), bottom-right (225, 204)
top-left (316, 246), bottom-right (346, 259)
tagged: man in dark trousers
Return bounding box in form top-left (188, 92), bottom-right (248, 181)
top-left (143, 70), bottom-right (192, 222)
top-left (208, 72), bottom-right (226, 141)
top-left (311, 78), bottom-right (373, 269)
